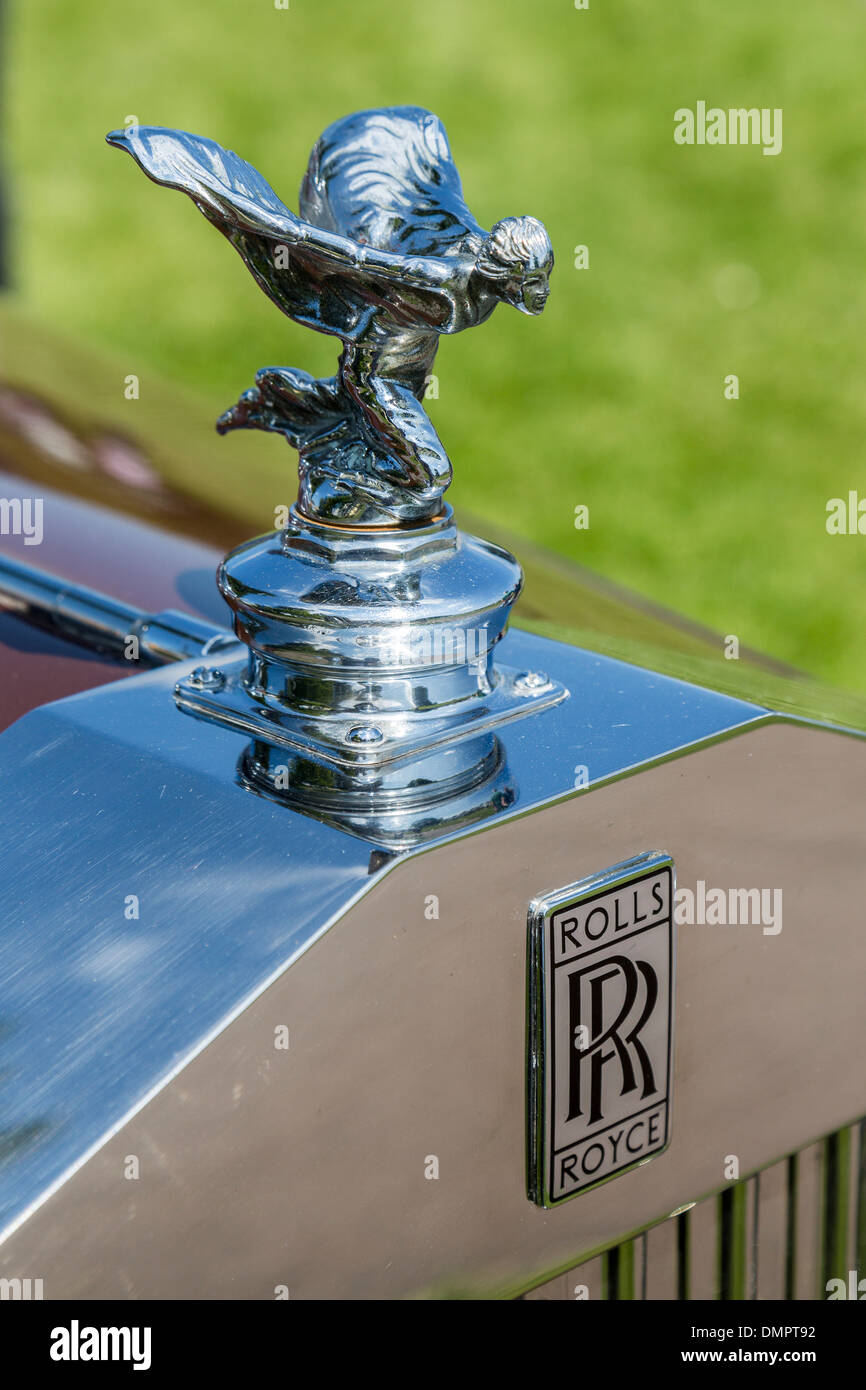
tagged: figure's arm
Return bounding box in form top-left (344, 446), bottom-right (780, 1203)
top-left (284, 220), bottom-right (455, 294)
top-left (106, 126), bottom-right (455, 298)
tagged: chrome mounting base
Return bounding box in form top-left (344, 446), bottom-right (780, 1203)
top-left (174, 505), bottom-right (568, 842)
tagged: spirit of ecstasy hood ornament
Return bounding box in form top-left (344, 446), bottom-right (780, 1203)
top-left (107, 107), bottom-right (565, 845)
top-left (107, 106), bottom-right (553, 527)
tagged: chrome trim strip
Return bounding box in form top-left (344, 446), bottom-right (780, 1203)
top-left (0, 553), bottom-right (239, 665)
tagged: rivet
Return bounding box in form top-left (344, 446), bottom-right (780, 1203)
top-left (515, 670), bottom-right (549, 693)
top-left (187, 665), bottom-right (226, 691)
top-left (345, 724), bottom-right (385, 745)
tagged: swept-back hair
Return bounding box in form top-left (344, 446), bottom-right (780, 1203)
top-left (475, 216), bottom-right (553, 281)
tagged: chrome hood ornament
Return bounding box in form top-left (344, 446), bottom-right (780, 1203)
top-left (107, 107), bottom-right (564, 843)
top-left (107, 107), bottom-right (553, 527)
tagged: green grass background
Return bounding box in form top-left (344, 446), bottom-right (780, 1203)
top-left (4, 0), bottom-right (866, 687)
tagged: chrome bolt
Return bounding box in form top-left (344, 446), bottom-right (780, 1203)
top-left (187, 665), bottom-right (226, 691)
top-left (515, 670), bottom-right (549, 694)
top-left (345, 724), bottom-right (385, 745)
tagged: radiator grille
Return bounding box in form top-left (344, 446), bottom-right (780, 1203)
top-left (524, 1118), bottom-right (866, 1300)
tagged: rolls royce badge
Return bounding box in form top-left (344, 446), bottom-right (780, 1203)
top-left (528, 853), bottom-right (675, 1207)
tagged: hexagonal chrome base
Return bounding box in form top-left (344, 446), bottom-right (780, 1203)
top-left (175, 654), bottom-right (566, 773)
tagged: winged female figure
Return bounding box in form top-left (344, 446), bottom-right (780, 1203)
top-left (107, 106), bottom-right (553, 526)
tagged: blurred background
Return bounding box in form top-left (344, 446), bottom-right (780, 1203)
top-left (2, 0), bottom-right (865, 687)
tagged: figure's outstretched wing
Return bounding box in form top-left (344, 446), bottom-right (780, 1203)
top-left (107, 126), bottom-right (301, 237)
top-left (300, 106), bottom-right (487, 257)
top-left (107, 126), bottom-right (455, 338)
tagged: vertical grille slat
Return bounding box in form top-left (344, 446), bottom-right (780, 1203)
top-left (676, 1211), bottom-right (690, 1301)
top-left (718, 1182), bottom-right (748, 1299)
top-left (784, 1154), bottom-right (798, 1300)
top-left (794, 1142), bottom-right (823, 1300)
top-left (755, 1157), bottom-right (787, 1299)
top-left (856, 1120), bottom-right (866, 1277)
top-left (846, 1124), bottom-right (861, 1283)
top-left (604, 1238), bottom-right (637, 1300)
top-left (644, 1210), bottom-right (679, 1299)
top-left (821, 1128), bottom-right (851, 1292)
top-left (523, 1117), bottom-right (865, 1301)
top-left (637, 1232), bottom-right (648, 1300)
top-left (603, 1247), bottom-right (617, 1300)
top-left (688, 1195), bottom-right (719, 1299)
top-left (747, 1174), bottom-right (760, 1300)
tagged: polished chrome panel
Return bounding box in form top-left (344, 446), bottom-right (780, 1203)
top-left (0, 672), bottom-right (381, 1240)
top-left (0, 628), bottom-right (763, 1249)
top-left (0, 553), bottom-right (239, 666)
top-left (3, 706), bottom-right (864, 1296)
top-left (1, 717), bottom-right (863, 1298)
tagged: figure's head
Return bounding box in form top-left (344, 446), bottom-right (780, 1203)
top-left (475, 215), bottom-right (553, 314)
